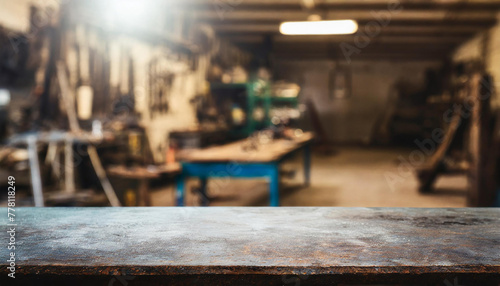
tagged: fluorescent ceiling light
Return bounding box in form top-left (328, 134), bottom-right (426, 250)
top-left (280, 20), bottom-right (358, 35)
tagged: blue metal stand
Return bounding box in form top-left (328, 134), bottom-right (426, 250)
top-left (176, 143), bottom-right (312, 207)
top-left (494, 187), bottom-right (500, 207)
top-left (175, 173), bottom-right (185, 206)
top-left (269, 164), bottom-right (280, 207)
top-left (304, 144), bottom-right (311, 187)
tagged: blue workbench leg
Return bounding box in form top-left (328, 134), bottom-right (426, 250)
top-left (199, 178), bottom-right (209, 206)
top-left (494, 187), bottom-right (500, 207)
top-left (269, 164), bottom-right (280, 207)
top-left (175, 173), bottom-right (185, 206)
top-left (304, 144), bottom-right (311, 187)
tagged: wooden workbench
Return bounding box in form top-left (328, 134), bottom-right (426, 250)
top-left (177, 132), bottom-right (314, 162)
top-left (176, 133), bottom-right (314, 206)
top-left (1, 207), bottom-right (499, 285)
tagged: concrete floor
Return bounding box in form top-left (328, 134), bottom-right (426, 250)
top-left (151, 147), bottom-right (468, 207)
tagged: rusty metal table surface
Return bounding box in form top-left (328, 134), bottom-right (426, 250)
top-left (1, 207), bottom-right (499, 277)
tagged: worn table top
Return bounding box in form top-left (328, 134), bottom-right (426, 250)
top-left (107, 163), bottom-right (181, 179)
top-left (1, 207), bottom-right (499, 276)
top-left (177, 132), bottom-right (313, 163)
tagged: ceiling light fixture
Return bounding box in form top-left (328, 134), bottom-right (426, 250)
top-left (279, 19), bottom-right (358, 35)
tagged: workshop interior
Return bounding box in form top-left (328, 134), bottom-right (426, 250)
top-left (0, 0), bottom-right (500, 285)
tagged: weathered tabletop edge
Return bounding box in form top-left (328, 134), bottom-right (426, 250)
top-left (2, 265), bottom-right (500, 276)
top-left (2, 207), bottom-right (499, 276)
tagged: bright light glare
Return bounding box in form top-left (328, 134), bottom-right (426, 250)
top-left (280, 20), bottom-right (358, 35)
top-left (102, 0), bottom-right (150, 30)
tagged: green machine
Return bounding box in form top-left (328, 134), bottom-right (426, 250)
top-left (210, 81), bottom-right (299, 138)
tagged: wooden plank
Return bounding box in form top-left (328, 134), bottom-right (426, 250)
top-left (177, 132), bottom-right (313, 163)
top-left (1, 207), bottom-right (499, 280)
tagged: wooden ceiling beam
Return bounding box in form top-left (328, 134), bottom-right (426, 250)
top-left (178, 0), bottom-right (500, 10)
top-left (272, 42), bottom-right (458, 50)
top-left (270, 46), bottom-right (458, 56)
top-left (228, 34), bottom-right (470, 44)
top-left (235, 40), bottom-right (456, 60)
top-left (213, 24), bottom-right (485, 36)
top-left (173, 0), bottom-right (500, 60)
top-left (238, 42), bottom-right (457, 60)
top-left (271, 52), bottom-right (450, 61)
top-left (191, 10), bottom-right (498, 22)
top-left (195, 18), bottom-right (497, 27)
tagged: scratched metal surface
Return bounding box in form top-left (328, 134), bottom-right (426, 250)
top-left (1, 207), bottom-right (499, 276)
